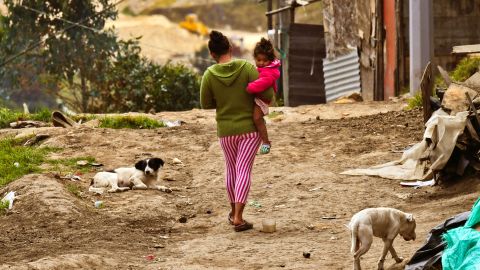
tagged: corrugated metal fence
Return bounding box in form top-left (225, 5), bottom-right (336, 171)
top-left (323, 50), bottom-right (361, 102)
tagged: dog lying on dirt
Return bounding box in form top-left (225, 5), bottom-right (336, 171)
top-left (89, 158), bottom-right (172, 193)
top-left (348, 207), bottom-right (416, 270)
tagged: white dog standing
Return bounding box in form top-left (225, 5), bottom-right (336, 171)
top-left (349, 207), bottom-right (416, 270)
top-left (90, 158), bottom-right (171, 193)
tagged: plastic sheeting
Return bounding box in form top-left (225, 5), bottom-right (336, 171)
top-left (341, 110), bottom-right (469, 181)
top-left (442, 198), bottom-right (480, 270)
top-left (405, 211), bottom-right (470, 270)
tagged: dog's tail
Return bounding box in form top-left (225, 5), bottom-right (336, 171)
top-left (349, 221), bottom-right (359, 255)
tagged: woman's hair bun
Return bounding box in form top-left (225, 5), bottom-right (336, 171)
top-left (208, 30), bottom-right (231, 56)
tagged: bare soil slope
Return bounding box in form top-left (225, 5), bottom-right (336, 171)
top-left (0, 102), bottom-right (479, 270)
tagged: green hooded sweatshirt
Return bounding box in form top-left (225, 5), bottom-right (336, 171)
top-left (200, 59), bottom-right (274, 137)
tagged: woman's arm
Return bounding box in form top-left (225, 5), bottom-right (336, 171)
top-left (200, 71), bottom-right (216, 109)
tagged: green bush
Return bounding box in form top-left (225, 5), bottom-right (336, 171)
top-left (94, 39), bottom-right (200, 113)
top-left (99, 115), bottom-right (165, 129)
top-left (451, 57), bottom-right (480, 82)
top-left (406, 92), bottom-right (423, 110)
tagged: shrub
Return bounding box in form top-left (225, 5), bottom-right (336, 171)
top-left (406, 92), bottom-right (423, 110)
top-left (95, 39), bottom-right (201, 113)
top-left (451, 57), bottom-right (480, 82)
top-left (99, 115), bottom-right (165, 129)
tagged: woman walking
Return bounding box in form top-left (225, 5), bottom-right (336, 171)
top-left (200, 31), bottom-right (274, 232)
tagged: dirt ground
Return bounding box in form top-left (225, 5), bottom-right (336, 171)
top-left (0, 102), bottom-right (479, 270)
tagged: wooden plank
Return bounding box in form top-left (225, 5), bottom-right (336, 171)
top-left (420, 62), bottom-right (433, 123)
top-left (465, 119), bottom-right (480, 143)
top-left (465, 92), bottom-right (480, 125)
top-left (452, 44), bottom-right (480, 54)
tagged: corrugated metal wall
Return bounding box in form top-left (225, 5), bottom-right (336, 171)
top-left (287, 23), bottom-right (326, 106)
top-left (323, 50), bottom-right (361, 102)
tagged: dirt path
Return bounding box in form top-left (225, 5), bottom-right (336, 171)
top-left (0, 102), bottom-right (478, 270)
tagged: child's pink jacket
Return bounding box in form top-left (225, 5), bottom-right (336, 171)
top-left (246, 59), bottom-right (281, 103)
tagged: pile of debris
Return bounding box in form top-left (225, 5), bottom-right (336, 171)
top-left (341, 64), bottom-right (480, 185)
top-left (432, 67), bottom-right (480, 182)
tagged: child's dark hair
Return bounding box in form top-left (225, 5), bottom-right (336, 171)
top-left (254, 38), bottom-right (276, 61)
top-left (208, 30), bottom-right (231, 56)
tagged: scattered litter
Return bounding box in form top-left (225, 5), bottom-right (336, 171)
top-left (400, 179), bottom-right (435, 188)
top-left (172, 158), bottom-right (184, 165)
top-left (262, 219), bottom-right (276, 233)
top-left (13, 162), bottom-right (20, 168)
top-left (94, 201), bottom-right (104, 208)
top-left (76, 160), bottom-right (89, 166)
top-left (306, 224), bottom-right (315, 230)
top-left (10, 120), bottom-right (50, 129)
top-left (89, 162), bottom-right (103, 167)
top-left (90, 189), bottom-right (103, 195)
top-left (330, 154), bottom-right (336, 158)
top-left (330, 236), bottom-right (338, 240)
top-left (274, 204), bottom-right (286, 209)
top-left (309, 187), bottom-right (323, 192)
top-left (206, 210), bottom-right (212, 214)
top-left (154, 244), bottom-right (165, 249)
top-left (145, 254), bottom-right (155, 261)
top-left (1, 191), bottom-right (15, 210)
top-left (164, 120), bottom-right (184, 127)
top-left (321, 216), bottom-right (337, 220)
top-left (249, 200), bottom-right (262, 208)
top-left (24, 134), bottom-right (50, 146)
top-left (61, 174), bottom-right (82, 181)
top-left (303, 252), bottom-right (311, 259)
top-left (178, 216), bottom-right (188, 223)
top-left (159, 235), bottom-right (170, 239)
top-left (52, 111), bottom-right (78, 128)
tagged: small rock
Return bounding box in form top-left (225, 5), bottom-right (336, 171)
top-left (178, 216), bottom-right (188, 223)
top-left (306, 224), bottom-right (315, 230)
top-left (279, 264), bottom-right (286, 268)
top-left (206, 210), bottom-right (212, 214)
top-left (303, 252), bottom-right (311, 259)
top-left (330, 236), bottom-right (338, 240)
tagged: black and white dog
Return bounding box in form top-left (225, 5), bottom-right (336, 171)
top-left (89, 158), bottom-right (171, 193)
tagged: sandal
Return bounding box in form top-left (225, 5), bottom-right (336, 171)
top-left (260, 143), bottom-right (271, 155)
top-left (234, 221), bottom-right (254, 232)
top-left (228, 213), bottom-right (234, 225)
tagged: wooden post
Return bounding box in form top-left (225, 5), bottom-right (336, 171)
top-left (374, 0), bottom-right (385, 101)
top-left (267, 0), bottom-right (273, 29)
top-left (420, 62), bottom-right (433, 123)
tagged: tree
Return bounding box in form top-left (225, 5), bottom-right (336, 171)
top-left (0, 0), bottom-right (119, 112)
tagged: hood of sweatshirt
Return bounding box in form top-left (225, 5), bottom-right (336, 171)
top-left (207, 59), bottom-right (247, 86)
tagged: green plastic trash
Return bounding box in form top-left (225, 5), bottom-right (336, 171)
top-left (442, 197), bottom-right (480, 270)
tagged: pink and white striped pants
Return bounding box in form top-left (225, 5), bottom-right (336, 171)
top-left (219, 132), bottom-right (261, 204)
